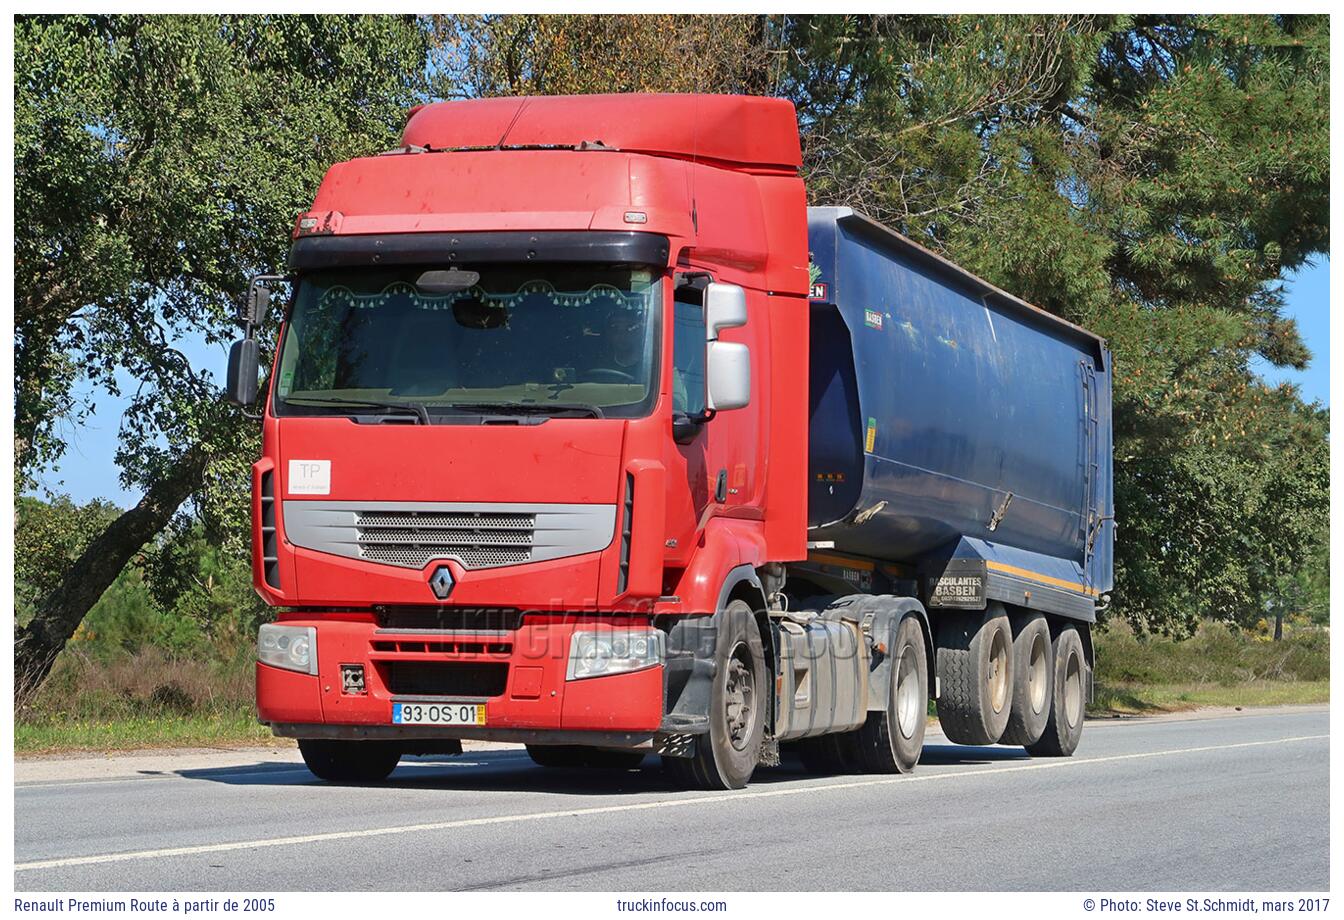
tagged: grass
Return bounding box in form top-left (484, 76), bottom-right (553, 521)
top-left (1090, 679), bottom-right (1330, 715)
top-left (14, 620), bottom-right (1329, 755)
top-left (15, 709), bottom-right (285, 756)
top-left (15, 645), bottom-right (281, 757)
top-left (1088, 620), bottom-right (1329, 716)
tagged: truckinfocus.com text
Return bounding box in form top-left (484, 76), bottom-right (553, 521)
top-left (615, 898), bottom-right (728, 912)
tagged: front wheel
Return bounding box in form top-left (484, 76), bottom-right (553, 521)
top-left (663, 600), bottom-right (766, 790)
top-left (298, 739), bottom-right (401, 783)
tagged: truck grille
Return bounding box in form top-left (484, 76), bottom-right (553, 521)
top-left (356, 510), bottom-right (535, 569)
top-left (283, 501), bottom-right (616, 572)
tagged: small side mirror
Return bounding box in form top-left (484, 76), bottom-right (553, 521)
top-left (704, 283), bottom-right (748, 335)
top-left (226, 338), bottom-right (260, 406)
top-left (246, 281), bottom-right (271, 326)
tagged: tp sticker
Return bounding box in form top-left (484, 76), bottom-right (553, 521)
top-left (288, 459), bottom-right (331, 495)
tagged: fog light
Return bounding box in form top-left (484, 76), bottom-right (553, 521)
top-left (258, 624), bottom-right (317, 675)
top-left (340, 663), bottom-right (366, 695)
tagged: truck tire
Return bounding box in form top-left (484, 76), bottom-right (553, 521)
top-left (1026, 625), bottom-right (1087, 757)
top-left (854, 612), bottom-right (929, 772)
top-left (1000, 612), bottom-right (1054, 747)
top-left (935, 605), bottom-right (1014, 746)
top-left (792, 609), bottom-right (928, 775)
top-left (663, 600), bottom-right (766, 790)
top-left (526, 745), bottom-right (646, 769)
top-left (298, 739), bottom-right (401, 783)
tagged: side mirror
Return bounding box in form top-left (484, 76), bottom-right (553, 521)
top-left (226, 338), bottom-right (260, 406)
top-left (703, 283), bottom-right (750, 412)
top-left (707, 341), bottom-right (750, 411)
top-left (704, 283), bottom-right (747, 335)
top-left (245, 281), bottom-right (271, 326)
top-left (243, 273), bottom-right (290, 328)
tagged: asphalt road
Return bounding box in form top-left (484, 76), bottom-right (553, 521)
top-left (14, 706), bottom-right (1328, 891)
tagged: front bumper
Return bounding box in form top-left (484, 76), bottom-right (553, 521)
top-left (256, 614), bottom-right (665, 740)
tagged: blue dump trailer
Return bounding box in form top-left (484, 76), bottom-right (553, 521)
top-left (778, 207), bottom-right (1114, 760)
top-left (800, 207), bottom-right (1113, 618)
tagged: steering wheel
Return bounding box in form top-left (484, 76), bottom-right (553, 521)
top-left (586, 368), bottom-right (636, 383)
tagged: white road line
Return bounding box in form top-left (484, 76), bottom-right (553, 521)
top-left (13, 710), bottom-right (1312, 790)
top-left (15, 732), bottom-right (1327, 873)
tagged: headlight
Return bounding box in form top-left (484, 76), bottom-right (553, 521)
top-left (567, 628), bottom-right (664, 680)
top-left (258, 624), bottom-right (318, 675)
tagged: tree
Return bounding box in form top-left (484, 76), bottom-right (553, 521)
top-left (776, 15), bottom-right (1330, 633)
top-left (13, 15), bottom-right (431, 704)
top-left (428, 14), bottom-right (779, 99)
top-left (13, 494), bottom-right (121, 624)
top-left (15, 14), bottom-right (1328, 702)
top-left (1264, 529), bottom-right (1330, 638)
top-left (441, 14), bottom-right (1329, 635)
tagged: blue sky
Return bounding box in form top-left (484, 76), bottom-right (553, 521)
top-left (32, 258), bottom-right (1332, 509)
top-left (1249, 257), bottom-right (1330, 408)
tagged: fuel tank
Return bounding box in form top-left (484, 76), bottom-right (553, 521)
top-left (806, 208), bottom-right (1114, 593)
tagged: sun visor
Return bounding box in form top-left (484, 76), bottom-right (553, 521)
top-left (403, 94), bottom-right (802, 172)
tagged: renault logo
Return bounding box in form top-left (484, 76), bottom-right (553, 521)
top-left (428, 565), bottom-right (455, 600)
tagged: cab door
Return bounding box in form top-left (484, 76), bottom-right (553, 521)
top-left (662, 278), bottom-right (763, 567)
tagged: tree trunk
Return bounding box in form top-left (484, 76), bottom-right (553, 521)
top-left (1273, 608), bottom-right (1284, 641)
top-left (14, 445), bottom-right (210, 710)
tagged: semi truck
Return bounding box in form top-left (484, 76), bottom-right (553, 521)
top-left (227, 93), bottom-right (1114, 790)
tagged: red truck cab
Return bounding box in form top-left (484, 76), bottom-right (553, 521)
top-left (232, 94), bottom-right (813, 787)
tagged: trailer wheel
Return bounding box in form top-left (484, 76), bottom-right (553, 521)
top-left (298, 739), bottom-right (401, 783)
top-left (935, 605), bottom-right (1014, 746)
top-left (1026, 625), bottom-right (1087, 757)
top-left (999, 612), bottom-right (1054, 747)
top-left (664, 600), bottom-right (766, 790)
top-left (854, 613), bottom-right (929, 772)
top-left (526, 745), bottom-right (646, 769)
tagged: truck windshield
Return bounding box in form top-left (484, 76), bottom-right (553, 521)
top-left (273, 264), bottom-right (661, 420)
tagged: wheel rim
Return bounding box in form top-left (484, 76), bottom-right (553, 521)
top-left (1027, 632), bottom-right (1049, 714)
top-left (895, 642), bottom-right (921, 740)
top-left (987, 626), bottom-right (1009, 714)
top-left (1063, 647), bottom-right (1083, 726)
top-left (723, 641), bottom-right (756, 751)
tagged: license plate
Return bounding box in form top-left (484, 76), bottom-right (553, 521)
top-left (392, 702), bottom-right (486, 725)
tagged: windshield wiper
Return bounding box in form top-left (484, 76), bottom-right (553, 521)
top-left (442, 401), bottom-right (605, 419)
top-left (283, 396), bottom-right (431, 426)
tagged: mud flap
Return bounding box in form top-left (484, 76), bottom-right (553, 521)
top-left (659, 616), bottom-right (717, 736)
